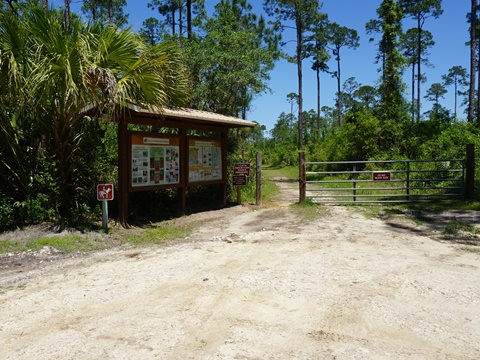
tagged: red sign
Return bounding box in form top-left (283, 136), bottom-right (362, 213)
top-left (233, 175), bottom-right (247, 186)
top-left (373, 172), bottom-right (391, 181)
top-left (234, 163), bottom-right (251, 176)
top-left (97, 184), bottom-right (114, 201)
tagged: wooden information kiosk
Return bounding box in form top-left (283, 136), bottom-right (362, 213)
top-left (117, 105), bottom-right (256, 225)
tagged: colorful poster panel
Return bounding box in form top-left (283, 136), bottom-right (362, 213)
top-left (188, 138), bottom-right (222, 183)
top-left (132, 146), bottom-right (149, 186)
top-left (165, 147), bottom-right (180, 184)
top-left (131, 134), bottom-right (180, 187)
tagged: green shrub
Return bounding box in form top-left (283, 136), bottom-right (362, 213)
top-left (0, 193), bottom-right (56, 231)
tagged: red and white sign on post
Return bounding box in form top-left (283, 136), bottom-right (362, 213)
top-left (233, 163), bottom-right (251, 205)
top-left (233, 175), bottom-right (247, 186)
top-left (97, 184), bottom-right (114, 201)
top-left (234, 163), bottom-right (251, 177)
top-left (97, 184), bottom-right (114, 232)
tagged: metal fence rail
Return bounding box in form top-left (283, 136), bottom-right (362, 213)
top-left (304, 159), bottom-right (465, 204)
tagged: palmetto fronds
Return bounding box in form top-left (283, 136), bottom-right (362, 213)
top-left (0, 5), bottom-right (191, 221)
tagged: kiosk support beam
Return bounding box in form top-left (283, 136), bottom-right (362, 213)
top-left (118, 117), bottom-right (129, 226)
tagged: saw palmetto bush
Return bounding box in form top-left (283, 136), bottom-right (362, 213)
top-left (0, 6), bottom-right (190, 229)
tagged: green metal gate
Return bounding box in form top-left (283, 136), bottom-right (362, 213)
top-left (303, 159), bottom-right (466, 204)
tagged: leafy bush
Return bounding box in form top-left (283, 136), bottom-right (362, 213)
top-left (270, 145), bottom-right (298, 167)
top-left (310, 110), bottom-right (381, 166)
top-left (416, 121), bottom-right (480, 160)
top-left (0, 193), bottom-right (56, 231)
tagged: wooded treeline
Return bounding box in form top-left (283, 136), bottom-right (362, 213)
top-left (137, 0), bottom-right (480, 162)
top-left (1, 0), bottom-right (480, 230)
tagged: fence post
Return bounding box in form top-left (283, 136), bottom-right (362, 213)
top-left (466, 143), bottom-right (475, 200)
top-left (406, 161), bottom-right (410, 202)
top-left (256, 152), bottom-right (262, 205)
top-left (299, 151), bottom-right (306, 204)
top-left (353, 164), bottom-right (357, 202)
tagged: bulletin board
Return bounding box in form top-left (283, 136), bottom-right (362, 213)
top-left (130, 133), bottom-right (181, 190)
top-left (188, 138), bottom-right (223, 183)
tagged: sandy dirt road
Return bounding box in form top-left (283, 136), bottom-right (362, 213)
top-left (0, 177), bottom-right (480, 359)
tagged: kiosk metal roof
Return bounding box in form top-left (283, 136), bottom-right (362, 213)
top-left (126, 104), bottom-right (257, 128)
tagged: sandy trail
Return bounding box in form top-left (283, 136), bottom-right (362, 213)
top-left (0, 177), bottom-right (479, 359)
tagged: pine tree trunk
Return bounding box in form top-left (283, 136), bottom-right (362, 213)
top-left (469, 0), bottom-right (477, 122)
top-left (337, 54), bottom-right (342, 126)
top-left (316, 67), bottom-right (321, 140)
top-left (109, 0), bottom-right (114, 25)
top-left (416, 16), bottom-right (421, 122)
top-left (5, 0), bottom-right (17, 14)
top-left (65, 0), bottom-right (70, 31)
top-left (187, 0), bottom-right (192, 39)
top-left (454, 80), bottom-right (458, 120)
top-left (296, 13), bottom-right (303, 151)
top-left (179, 4), bottom-right (183, 37)
top-left (477, 35), bottom-right (480, 121)
top-left (241, 86), bottom-right (247, 120)
top-left (411, 62), bottom-right (415, 122)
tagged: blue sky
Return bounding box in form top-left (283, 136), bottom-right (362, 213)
top-left (60, 0), bottom-right (471, 132)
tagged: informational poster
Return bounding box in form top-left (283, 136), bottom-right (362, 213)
top-left (188, 138), bottom-right (222, 182)
top-left (131, 134), bottom-right (180, 187)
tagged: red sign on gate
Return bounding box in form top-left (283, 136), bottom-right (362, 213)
top-left (97, 184), bottom-right (114, 201)
top-left (373, 172), bottom-right (391, 181)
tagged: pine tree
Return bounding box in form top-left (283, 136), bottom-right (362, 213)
top-left (326, 22), bottom-right (359, 126)
top-left (372, 0), bottom-right (407, 151)
top-left (442, 66), bottom-right (468, 120)
top-left (263, 0), bottom-right (321, 150)
top-left (400, 0), bottom-right (443, 122)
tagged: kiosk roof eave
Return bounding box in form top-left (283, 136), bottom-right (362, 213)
top-left (124, 104), bottom-right (257, 129)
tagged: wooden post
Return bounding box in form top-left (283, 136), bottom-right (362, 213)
top-left (221, 132), bottom-right (228, 206)
top-left (256, 152), bottom-right (262, 205)
top-left (118, 116), bottom-right (129, 226)
top-left (180, 129), bottom-right (187, 212)
top-left (466, 143), bottom-right (475, 200)
top-left (299, 151), bottom-right (306, 203)
top-left (237, 186), bottom-right (242, 205)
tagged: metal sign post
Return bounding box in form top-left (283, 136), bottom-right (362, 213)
top-left (101, 200), bottom-right (108, 231)
top-left (97, 184), bottom-right (114, 232)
